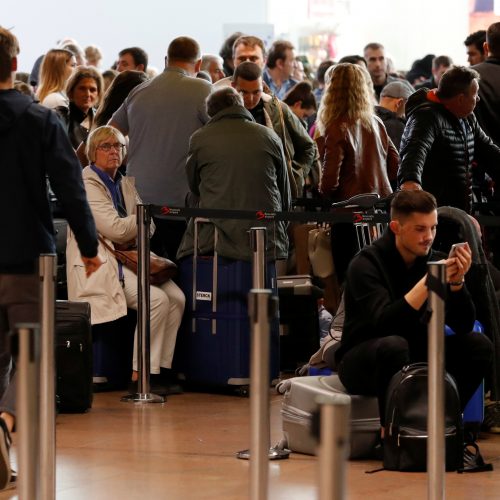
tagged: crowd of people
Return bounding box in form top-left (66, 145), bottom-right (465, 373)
top-left (1, 20), bottom-right (500, 488)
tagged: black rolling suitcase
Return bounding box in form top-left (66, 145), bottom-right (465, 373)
top-left (277, 275), bottom-right (321, 372)
top-left (56, 300), bottom-right (93, 413)
top-left (53, 218), bottom-right (68, 299)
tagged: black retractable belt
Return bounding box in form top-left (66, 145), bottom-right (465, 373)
top-left (150, 205), bottom-right (390, 224)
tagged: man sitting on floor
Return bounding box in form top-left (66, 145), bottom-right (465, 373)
top-left (335, 190), bottom-right (493, 448)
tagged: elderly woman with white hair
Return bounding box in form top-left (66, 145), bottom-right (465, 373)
top-left (66, 125), bottom-right (185, 395)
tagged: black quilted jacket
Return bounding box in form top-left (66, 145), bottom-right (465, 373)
top-left (397, 88), bottom-right (500, 212)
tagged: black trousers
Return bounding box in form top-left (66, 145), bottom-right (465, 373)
top-left (331, 223), bottom-right (358, 284)
top-left (337, 332), bottom-right (493, 425)
top-left (150, 217), bottom-right (187, 262)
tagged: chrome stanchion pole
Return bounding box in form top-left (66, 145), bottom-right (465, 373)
top-left (237, 228), bottom-right (289, 471)
top-left (250, 289), bottom-right (272, 500)
top-left (39, 254), bottom-right (57, 500)
top-left (122, 204), bottom-right (164, 404)
top-left (250, 227), bottom-right (267, 289)
top-left (238, 290), bottom-right (280, 500)
top-left (317, 395), bottom-right (351, 500)
top-left (427, 262), bottom-right (446, 500)
top-left (15, 323), bottom-right (40, 500)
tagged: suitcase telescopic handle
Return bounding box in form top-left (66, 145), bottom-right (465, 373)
top-left (193, 218), bottom-right (218, 334)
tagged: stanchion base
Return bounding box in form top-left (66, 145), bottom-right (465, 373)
top-left (121, 392), bottom-right (165, 404)
top-left (236, 447), bottom-right (290, 460)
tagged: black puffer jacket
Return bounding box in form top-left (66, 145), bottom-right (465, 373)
top-left (397, 88), bottom-right (500, 212)
top-left (473, 57), bottom-right (500, 147)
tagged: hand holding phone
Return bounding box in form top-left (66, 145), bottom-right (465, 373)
top-left (448, 242), bottom-right (467, 259)
top-left (447, 242), bottom-right (471, 287)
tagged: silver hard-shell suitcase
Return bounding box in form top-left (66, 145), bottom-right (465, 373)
top-left (278, 374), bottom-right (380, 458)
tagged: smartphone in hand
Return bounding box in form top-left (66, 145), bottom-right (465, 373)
top-left (448, 242), bottom-right (467, 258)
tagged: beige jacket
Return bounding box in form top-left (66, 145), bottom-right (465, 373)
top-left (66, 166), bottom-right (153, 324)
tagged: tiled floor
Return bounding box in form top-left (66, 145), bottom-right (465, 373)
top-left (1, 390), bottom-right (499, 499)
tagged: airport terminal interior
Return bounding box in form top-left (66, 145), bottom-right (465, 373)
top-left (4, 2), bottom-right (500, 499)
top-left (0, 389), bottom-right (497, 499)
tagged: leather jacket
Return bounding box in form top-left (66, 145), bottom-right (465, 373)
top-left (318, 115), bottom-right (398, 202)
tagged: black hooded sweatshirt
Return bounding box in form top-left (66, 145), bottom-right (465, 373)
top-left (0, 89), bottom-right (97, 273)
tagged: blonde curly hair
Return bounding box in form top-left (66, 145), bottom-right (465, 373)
top-left (317, 63), bottom-right (374, 136)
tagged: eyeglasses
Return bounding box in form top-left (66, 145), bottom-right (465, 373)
top-left (97, 142), bottom-right (125, 152)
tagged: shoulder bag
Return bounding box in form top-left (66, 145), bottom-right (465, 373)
top-left (99, 237), bottom-right (177, 285)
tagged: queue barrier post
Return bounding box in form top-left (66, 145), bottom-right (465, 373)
top-left (122, 204), bottom-right (164, 404)
top-left (14, 323), bottom-right (40, 500)
top-left (236, 228), bottom-right (289, 500)
top-left (39, 254), bottom-right (57, 499)
top-left (426, 262), bottom-right (447, 500)
top-left (316, 395), bottom-right (351, 500)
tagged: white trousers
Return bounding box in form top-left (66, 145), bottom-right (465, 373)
top-left (122, 266), bottom-right (185, 373)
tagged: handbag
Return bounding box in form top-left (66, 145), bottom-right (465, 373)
top-left (308, 226), bottom-right (334, 278)
top-left (99, 238), bottom-right (177, 285)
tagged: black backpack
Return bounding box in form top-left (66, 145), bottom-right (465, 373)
top-left (383, 363), bottom-right (463, 472)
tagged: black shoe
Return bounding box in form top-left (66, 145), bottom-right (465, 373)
top-left (157, 369), bottom-right (184, 395)
top-left (128, 378), bottom-right (169, 397)
top-left (164, 382), bottom-right (184, 395)
top-left (458, 440), bottom-right (494, 473)
top-left (0, 418), bottom-right (12, 490)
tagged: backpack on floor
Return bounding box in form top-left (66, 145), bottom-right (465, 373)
top-left (383, 363), bottom-right (463, 472)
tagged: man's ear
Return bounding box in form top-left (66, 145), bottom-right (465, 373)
top-left (389, 220), bottom-right (400, 235)
top-left (194, 58), bottom-right (202, 73)
top-left (395, 98), bottom-right (404, 112)
top-left (137, 64), bottom-right (145, 72)
top-left (394, 97), bottom-right (404, 111)
top-left (12, 56), bottom-right (18, 73)
top-left (483, 41), bottom-right (490, 57)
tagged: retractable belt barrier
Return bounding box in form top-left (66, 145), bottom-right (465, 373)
top-left (236, 228), bottom-right (289, 500)
top-left (150, 204), bottom-right (500, 228)
top-left (150, 205), bottom-right (389, 224)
